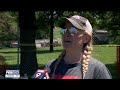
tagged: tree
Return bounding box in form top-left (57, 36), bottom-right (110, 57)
top-left (35, 11), bottom-right (51, 39)
top-left (107, 11), bottom-right (120, 44)
top-left (19, 10), bottom-right (38, 77)
top-left (35, 11), bottom-right (64, 52)
top-left (0, 11), bottom-right (18, 47)
top-left (35, 11), bottom-right (64, 39)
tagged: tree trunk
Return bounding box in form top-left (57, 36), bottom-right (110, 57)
top-left (19, 10), bottom-right (38, 77)
top-left (50, 11), bottom-right (54, 52)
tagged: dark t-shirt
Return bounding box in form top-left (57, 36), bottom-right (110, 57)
top-left (45, 57), bottom-right (112, 79)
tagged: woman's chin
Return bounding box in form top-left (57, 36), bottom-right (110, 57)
top-left (63, 43), bottom-right (74, 49)
top-left (63, 45), bottom-right (73, 49)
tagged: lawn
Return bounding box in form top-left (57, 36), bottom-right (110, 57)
top-left (92, 45), bottom-right (118, 79)
top-left (53, 27), bottom-right (62, 39)
top-left (0, 45), bottom-right (118, 79)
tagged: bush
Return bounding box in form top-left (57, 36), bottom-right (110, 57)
top-left (115, 36), bottom-right (120, 45)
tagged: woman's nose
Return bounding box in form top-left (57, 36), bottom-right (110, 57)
top-left (66, 29), bottom-right (71, 34)
top-left (64, 32), bottom-right (71, 37)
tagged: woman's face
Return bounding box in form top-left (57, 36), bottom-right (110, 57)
top-left (61, 21), bottom-right (88, 49)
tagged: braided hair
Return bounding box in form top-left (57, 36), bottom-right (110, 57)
top-left (82, 39), bottom-right (93, 79)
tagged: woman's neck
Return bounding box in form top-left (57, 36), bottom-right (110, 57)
top-left (63, 49), bottom-right (83, 64)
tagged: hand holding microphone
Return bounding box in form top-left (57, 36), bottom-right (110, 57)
top-left (32, 69), bottom-right (50, 79)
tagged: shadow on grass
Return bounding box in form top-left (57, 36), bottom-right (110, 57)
top-left (0, 49), bottom-right (62, 54)
top-left (7, 64), bottom-right (19, 70)
top-left (105, 63), bottom-right (119, 79)
top-left (8, 64), bottom-right (45, 70)
top-left (0, 51), bottom-right (18, 54)
top-left (36, 49), bottom-right (62, 54)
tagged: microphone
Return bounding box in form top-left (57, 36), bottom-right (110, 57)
top-left (31, 69), bottom-right (48, 79)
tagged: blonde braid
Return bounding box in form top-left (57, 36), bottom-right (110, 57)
top-left (82, 43), bottom-right (93, 79)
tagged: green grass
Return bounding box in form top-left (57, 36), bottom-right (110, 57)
top-left (0, 48), bottom-right (18, 65)
top-left (53, 27), bottom-right (62, 39)
top-left (0, 45), bottom-right (118, 79)
top-left (36, 47), bottom-right (63, 65)
top-left (92, 46), bottom-right (116, 64)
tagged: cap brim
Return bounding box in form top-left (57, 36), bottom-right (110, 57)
top-left (57, 17), bottom-right (83, 30)
top-left (67, 18), bottom-right (84, 30)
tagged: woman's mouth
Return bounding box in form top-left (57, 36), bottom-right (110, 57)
top-left (64, 40), bottom-right (72, 43)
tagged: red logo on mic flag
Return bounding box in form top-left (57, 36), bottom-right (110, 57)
top-left (31, 69), bottom-right (47, 79)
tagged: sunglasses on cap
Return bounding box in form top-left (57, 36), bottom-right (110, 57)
top-left (60, 27), bottom-right (78, 35)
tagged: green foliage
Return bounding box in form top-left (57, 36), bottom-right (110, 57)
top-left (0, 11), bottom-right (18, 47)
top-left (107, 12), bottom-right (120, 30)
top-left (35, 11), bottom-right (51, 39)
top-left (1, 11), bottom-right (119, 45)
top-left (114, 36), bottom-right (120, 45)
top-left (35, 11), bottom-right (64, 39)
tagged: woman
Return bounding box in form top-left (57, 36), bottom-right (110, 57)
top-left (45, 15), bottom-right (112, 79)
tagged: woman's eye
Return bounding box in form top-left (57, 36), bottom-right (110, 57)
top-left (70, 28), bottom-right (78, 33)
top-left (64, 29), bottom-right (67, 33)
top-left (60, 29), bottom-right (68, 34)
